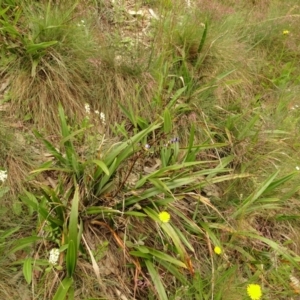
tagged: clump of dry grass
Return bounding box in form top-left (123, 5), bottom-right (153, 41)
top-left (0, 1), bottom-right (98, 132)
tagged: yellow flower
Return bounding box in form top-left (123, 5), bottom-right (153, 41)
top-left (214, 246), bottom-right (222, 255)
top-left (247, 284), bottom-right (262, 300)
top-left (283, 30), bottom-right (290, 35)
top-left (158, 211), bottom-right (170, 223)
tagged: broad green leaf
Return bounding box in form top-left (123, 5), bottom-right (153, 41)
top-left (103, 122), bottom-right (161, 168)
top-left (119, 102), bottom-right (137, 127)
top-left (160, 222), bottom-right (187, 262)
top-left (26, 41), bottom-right (58, 54)
top-left (145, 260), bottom-right (168, 300)
top-left (163, 108), bottom-right (172, 134)
top-left (0, 186), bottom-right (9, 198)
top-left (181, 142), bottom-right (228, 151)
top-left (33, 130), bottom-right (66, 165)
top-left (58, 104), bottom-right (76, 167)
top-left (167, 86), bottom-right (187, 109)
top-left (160, 147), bottom-right (172, 168)
top-left (86, 207), bottom-right (146, 217)
top-left (30, 167), bottom-right (73, 174)
top-left (144, 207), bottom-right (187, 262)
top-left (20, 191), bottom-right (63, 226)
top-left (91, 160), bottom-right (110, 176)
top-left (123, 211), bottom-right (147, 217)
top-left (69, 186), bottom-right (80, 244)
top-left (23, 258), bottom-right (32, 284)
top-left (129, 251), bottom-right (151, 259)
top-left (172, 226), bottom-right (195, 253)
top-left (0, 227), bottom-right (19, 240)
top-left (66, 240), bottom-right (76, 277)
top-left (135, 160), bottom-right (211, 188)
top-left (95, 158), bottom-right (117, 195)
top-left (137, 116), bottom-right (149, 130)
top-left (66, 186), bottom-right (80, 277)
top-left (149, 178), bottom-right (173, 197)
top-left (12, 236), bottom-right (41, 253)
top-left (148, 248), bottom-right (187, 268)
top-left (60, 126), bottom-right (93, 145)
top-left (52, 277), bottom-right (73, 300)
top-left (199, 222), bottom-right (221, 248)
top-left (156, 258), bottom-right (188, 285)
top-left (40, 187), bottom-right (65, 222)
top-left (86, 207), bottom-right (121, 215)
top-left (136, 245), bottom-right (150, 254)
top-left (124, 177), bottom-right (197, 207)
top-left (19, 190), bottom-right (39, 215)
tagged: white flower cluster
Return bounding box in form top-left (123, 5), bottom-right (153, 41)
top-left (95, 110), bottom-right (106, 125)
top-left (100, 112), bottom-right (106, 125)
top-left (48, 248), bottom-right (60, 265)
top-left (0, 170), bottom-right (8, 182)
top-left (77, 20), bottom-right (86, 27)
top-left (85, 104), bottom-right (106, 125)
top-left (85, 103), bottom-right (91, 114)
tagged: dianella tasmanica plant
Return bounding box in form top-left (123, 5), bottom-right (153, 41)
top-left (17, 104), bottom-right (246, 299)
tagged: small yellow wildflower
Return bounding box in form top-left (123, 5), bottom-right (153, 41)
top-left (247, 284), bottom-right (262, 300)
top-left (283, 30), bottom-right (290, 35)
top-left (214, 246), bottom-right (222, 255)
top-left (158, 211), bottom-right (171, 223)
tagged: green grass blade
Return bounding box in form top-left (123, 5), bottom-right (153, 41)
top-left (26, 41), bottom-right (58, 54)
top-left (237, 113), bottom-right (260, 140)
top-left (166, 86), bottom-right (187, 109)
top-left (156, 258), bottom-right (188, 285)
top-left (34, 130), bottom-right (66, 165)
top-left (147, 248), bottom-right (187, 268)
top-left (145, 260), bottom-right (168, 300)
top-left (118, 102), bottom-right (137, 127)
top-left (232, 170), bottom-right (280, 218)
top-left (144, 207), bottom-right (188, 262)
top-left (240, 232), bottom-right (300, 270)
top-left (0, 227), bottom-right (19, 239)
top-left (52, 277), bottom-right (73, 300)
top-left (197, 21), bottom-right (208, 54)
top-left (11, 236), bottom-right (42, 253)
top-left (264, 172), bottom-right (296, 195)
top-left (91, 160), bottom-right (110, 176)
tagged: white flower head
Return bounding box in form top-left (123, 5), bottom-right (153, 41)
top-left (100, 112), bottom-right (106, 125)
top-left (296, 166), bottom-right (300, 171)
top-left (49, 248), bottom-right (60, 265)
top-left (0, 169), bottom-right (8, 182)
top-left (85, 103), bottom-right (90, 114)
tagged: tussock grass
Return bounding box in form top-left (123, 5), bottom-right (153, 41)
top-left (0, 1), bottom-right (98, 131)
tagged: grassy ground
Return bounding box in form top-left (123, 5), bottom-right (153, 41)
top-left (1, 0), bottom-right (300, 299)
